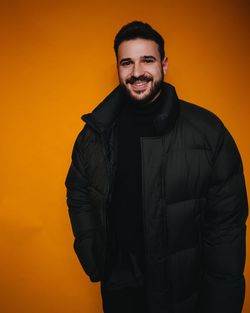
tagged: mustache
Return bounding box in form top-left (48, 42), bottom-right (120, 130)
top-left (125, 75), bottom-right (152, 84)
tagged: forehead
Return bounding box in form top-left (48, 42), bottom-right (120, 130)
top-left (117, 38), bottom-right (160, 60)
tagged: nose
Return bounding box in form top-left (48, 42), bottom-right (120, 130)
top-left (132, 62), bottom-right (144, 78)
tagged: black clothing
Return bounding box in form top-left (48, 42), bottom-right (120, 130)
top-left (101, 284), bottom-right (146, 313)
top-left (65, 82), bottom-right (248, 313)
top-left (103, 92), bottom-right (165, 291)
top-left (110, 92), bottom-right (164, 252)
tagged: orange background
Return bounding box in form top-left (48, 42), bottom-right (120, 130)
top-left (1, 0), bottom-right (249, 312)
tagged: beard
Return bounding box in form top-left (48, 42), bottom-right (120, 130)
top-left (120, 72), bottom-right (164, 106)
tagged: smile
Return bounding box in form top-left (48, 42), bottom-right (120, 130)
top-left (131, 81), bottom-right (149, 91)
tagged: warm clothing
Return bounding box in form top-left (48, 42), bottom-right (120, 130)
top-left (109, 91), bottom-right (164, 252)
top-left (103, 91), bottom-right (165, 291)
top-left (101, 284), bottom-right (146, 313)
top-left (65, 82), bottom-right (248, 313)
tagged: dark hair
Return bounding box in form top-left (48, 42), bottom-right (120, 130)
top-left (114, 21), bottom-right (165, 60)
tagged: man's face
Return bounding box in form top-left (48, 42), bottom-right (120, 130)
top-left (117, 38), bottom-right (168, 104)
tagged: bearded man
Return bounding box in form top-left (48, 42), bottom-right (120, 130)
top-left (65, 21), bottom-right (248, 313)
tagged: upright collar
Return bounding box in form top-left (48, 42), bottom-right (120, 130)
top-left (81, 82), bottom-right (180, 135)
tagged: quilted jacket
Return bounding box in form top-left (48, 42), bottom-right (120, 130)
top-left (65, 82), bottom-right (248, 313)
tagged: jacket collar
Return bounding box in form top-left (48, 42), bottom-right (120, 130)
top-left (81, 82), bottom-right (180, 135)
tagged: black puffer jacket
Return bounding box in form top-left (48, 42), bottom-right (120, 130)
top-left (65, 82), bottom-right (248, 313)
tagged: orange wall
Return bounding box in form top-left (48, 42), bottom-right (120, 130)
top-left (1, 1), bottom-right (249, 312)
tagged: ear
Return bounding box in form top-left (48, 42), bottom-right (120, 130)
top-left (162, 57), bottom-right (168, 75)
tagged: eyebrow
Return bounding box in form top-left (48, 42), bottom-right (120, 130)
top-left (143, 56), bottom-right (156, 60)
top-left (119, 55), bottom-right (157, 65)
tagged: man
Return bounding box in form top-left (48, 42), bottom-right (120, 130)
top-left (65, 21), bottom-right (248, 313)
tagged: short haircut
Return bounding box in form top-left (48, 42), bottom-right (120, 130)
top-left (114, 21), bottom-right (165, 60)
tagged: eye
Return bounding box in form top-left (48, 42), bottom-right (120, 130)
top-left (121, 60), bottom-right (132, 67)
top-left (143, 58), bottom-right (154, 63)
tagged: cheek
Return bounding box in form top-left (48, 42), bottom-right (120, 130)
top-left (141, 66), bottom-right (161, 79)
top-left (152, 68), bottom-right (163, 80)
top-left (119, 69), bottom-right (131, 81)
top-left (154, 66), bottom-right (163, 74)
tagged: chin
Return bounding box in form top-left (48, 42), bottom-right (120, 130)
top-left (128, 87), bottom-right (161, 104)
top-left (130, 90), bottom-right (151, 102)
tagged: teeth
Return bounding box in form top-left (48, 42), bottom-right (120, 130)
top-left (134, 82), bottom-right (147, 85)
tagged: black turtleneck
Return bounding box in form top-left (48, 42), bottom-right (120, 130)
top-left (103, 91), bottom-right (164, 290)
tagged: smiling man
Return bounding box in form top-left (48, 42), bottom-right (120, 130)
top-left (117, 38), bottom-right (167, 104)
top-left (65, 21), bottom-right (248, 313)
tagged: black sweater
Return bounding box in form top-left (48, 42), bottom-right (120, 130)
top-left (103, 91), bottom-right (165, 290)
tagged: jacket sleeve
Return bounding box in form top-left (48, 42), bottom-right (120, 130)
top-left (65, 127), bottom-right (101, 283)
top-left (200, 124), bottom-right (248, 313)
